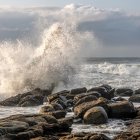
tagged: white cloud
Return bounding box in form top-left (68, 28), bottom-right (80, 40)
top-left (0, 4), bottom-right (140, 56)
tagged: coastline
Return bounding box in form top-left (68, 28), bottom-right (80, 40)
top-left (0, 85), bottom-right (139, 140)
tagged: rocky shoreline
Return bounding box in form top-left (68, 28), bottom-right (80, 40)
top-left (0, 85), bottom-right (140, 140)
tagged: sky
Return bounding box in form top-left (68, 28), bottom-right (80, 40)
top-left (0, 0), bottom-right (140, 13)
top-left (0, 1), bottom-right (140, 57)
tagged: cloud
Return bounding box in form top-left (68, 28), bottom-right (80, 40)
top-left (0, 4), bottom-right (140, 56)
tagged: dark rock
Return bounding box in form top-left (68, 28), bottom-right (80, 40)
top-left (40, 105), bottom-right (55, 113)
top-left (135, 89), bottom-right (140, 94)
top-left (108, 101), bottom-right (137, 118)
top-left (59, 133), bottom-right (111, 140)
top-left (18, 95), bottom-right (44, 107)
top-left (0, 94), bottom-right (21, 106)
top-left (74, 92), bottom-right (101, 103)
top-left (51, 98), bottom-right (67, 109)
top-left (51, 103), bottom-right (64, 111)
top-left (87, 86), bottom-right (114, 100)
top-left (58, 117), bottom-right (73, 128)
top-left (83, 106), bottom-right (108, 124)
top-left (42, 110), bottom-right (66, 119)
top-left (113, 97), bottom-right (127, 102)
top-left (0, 88), bottom-right (51, 107)
top-left (129, 95), bottom-right (140, 103)
top-left (74, 95), bottom-right (97, 107)
top-left (70, 87), bottom-right (87, 95)
top-left (74, 97), bottom-right (109, 118)
top-left (100, 84), bottom-right (112, 92)
top-left (115, 88), bottom-right (133, 96)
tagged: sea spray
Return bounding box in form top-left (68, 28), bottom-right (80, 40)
top-left (0, 22), bottom-right (91, 96)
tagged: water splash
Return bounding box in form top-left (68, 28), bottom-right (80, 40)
top-left (0, 23), bottom-right (87, 96)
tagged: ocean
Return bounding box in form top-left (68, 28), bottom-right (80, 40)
top-left (0, 5), bottom-right (140, 138)
top-left (0, 57), bottom-right (140, 138)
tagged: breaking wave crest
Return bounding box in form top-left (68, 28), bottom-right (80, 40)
top-left (96, 62), bottom-right (140, 75)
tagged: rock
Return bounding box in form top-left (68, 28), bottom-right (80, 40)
top-left (74, 97), bottom-right (109, 118)
top-left (51, 103), bottom-right (64, 111)
top-left (129, 95), bottom-right (140, 103)
top-left (108, 101), bottom-right (137, 118)
top-left (58, 117), bottom-right (73, 129)
top-left (135, 89), bottom-right (140, 94)
top-left (59, 133), bottom-right (111, 140)
top-left (100, 84), bottom-right (112, 92)
top-left (0, 113), bottom-right (72, 140)
top-left (0, 88), bottom-right (51, 107)
top-left (42, 110), bottom-right (66, 119)
top-left (47, 94), bottom-right (59, 103)
top-left (113, 97), bottom-right (127, 102)
top-left (40, 105), bottom-right (55, 113)
top-left (51, 98), bottom-right (67, 109)
top-left (74, 92), bottom-right (101, 103)
top-left (115, 88), bottom-right (133, 96)
top-left (18, 95), bottom-right (44, 107)
top-left (0, 94), bottom-right (21, 106)
top-left (70, 87), bottom-right (87, 95)
top-left (47, 90), bottom-right (69, 103)
top-left (83, 106), bottom-right (108, 124)
top-left (87, 86), bottom-right (114, 100)
top-left (74, 95), bottom-right (97, 107)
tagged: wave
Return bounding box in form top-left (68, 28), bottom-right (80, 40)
top-left (0, 22), bottom-right (90, 96)
top-left (81, 62), bottom-right (140, 76)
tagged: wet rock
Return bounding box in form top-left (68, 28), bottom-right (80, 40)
top-left (129, 95), bottom-right (140, 103)
top-left (113, 97), bottom-right (127, 102)
top-left (0, 113), bottom-right (72, 140)
top-left (0, 88), bottom-right (51, 107)
top-left (74, 92), bottom-right (100, 103)
top-left (18, 95), bottom-right (44, 107)
top-left (108, 101), bottom-right (137, 118)
top-left (70, 87), bottom-right (87, 95)
top-left (135, 89), bottom-right (140, 94)
top-left (40, 105), bottom-right (55, 113)
top-left (74, 97), bottom-right (109, 118)
top-left (115, 88), bottom-right (133, 96)
top-left (58, 117), bottom-right (73, 130)
top-left (42, 110), bottom-right (66, 119)
top-left (0, 94), bottom-right (21, 106)
top-left (74, 95), bottom-right (97, 107)
top-left (51, 98), bottom-right (67, 109)
top-left (87, 86), bottom-right (114, 100)
top-left (51, 103), bottom-right (64, 111)
top-left (83, 106), bottom-right (108, 124)
top-left (59, 132), bottom-right (111, 140)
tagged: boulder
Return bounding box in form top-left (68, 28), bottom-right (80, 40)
top-left (108, 101), bottom-right (137, 118)
top-left (87, 86), bottom-right (114, 100)
top-left (115, 88), bottom-right (133, 96)
top-left (70, 87), bottom-right (87, 95)
top-left (18, 95), bottom-right (44, 107)
top-left (42, 110), bottom-right (66, 119)
top-left (0, 88), bottom-right (51, 107)
top-left (74, 92), bottom-right (101, 103)
top-left (83, 106), bottom-right (108, 124)
top-left (59, 133), bottom-right (111, 140)
top-left (113, 97), bottom-right (127, 102)
top-left (58, 117), bottom-right (73, 128)
top-left (74, 97), bottom-right (109, 118)
top-left (129, 95), bottom-right (140, 103)
top-left (40, 105), bottom-right (55, 113)
top-left (74, 95), bottom-right (97, 107)
top-left (135, 89), bottom-right (140, 94)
